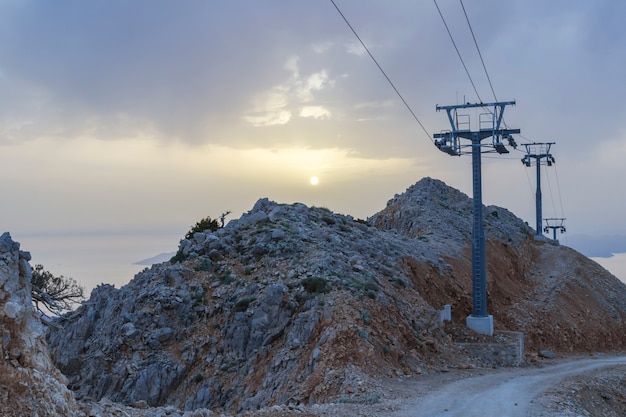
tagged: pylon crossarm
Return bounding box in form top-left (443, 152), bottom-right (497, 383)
top-left (434, 101), bottom-right (519, 157)
top-left (435, 100), bottom-right (516, 111)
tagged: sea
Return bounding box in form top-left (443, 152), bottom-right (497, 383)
top-left (14, 232), bottom-right (179, 297)
top-left (592, 253), bottom-right (626, 286)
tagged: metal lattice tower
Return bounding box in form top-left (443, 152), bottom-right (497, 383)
top-left (434, 101), bottom-right (520, 335)
top-left (544, 217), bottom-right (566, 241)
top-left (521, 142), bottom-right (555, 236)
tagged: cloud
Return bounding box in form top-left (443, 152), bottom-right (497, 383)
top-left (346, 41), bottom-right (366, 56)
top-left (299, 106), bottom-right (331, 119)
top-left (243, 111), bottom-right (292, 127)
top-left (312, 41), bottom-right (334, 54)
top-left (242, 86), bottom-right (292, 127)
top-left (243, 57), bottom-right (335, 127)
top-left (296, 70), bottom-right (331, 102)
top-left (284, 56), bottom-right (301, 79)
top-left (354, 100), bottom-right (395, 109)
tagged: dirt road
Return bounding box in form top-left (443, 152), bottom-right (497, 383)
top-left (390, 356), bottom-right (626, 417)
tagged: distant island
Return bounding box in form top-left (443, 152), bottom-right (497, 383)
top-left (133, 252), bottom-right (175, 265)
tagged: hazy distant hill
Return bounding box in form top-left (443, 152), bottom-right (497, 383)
top-left (134, 251), bottom-right (176, 265)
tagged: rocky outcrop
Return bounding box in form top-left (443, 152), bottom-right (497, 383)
top-left (0, 232), bottom-right (82, 417)
top-left (371, 178), bottom-right (626, 353)
top-left (47, 177), bottom-right (626, 414)
top-left (49, 197), bottom-right (459, 412)
top-left (370, 177), bottom-right (533, 252)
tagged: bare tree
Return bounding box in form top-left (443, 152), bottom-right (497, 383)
top-left (31, 264), bottom-right (84, 315)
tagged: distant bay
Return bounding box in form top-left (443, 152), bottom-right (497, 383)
top-left (14, 232), bottom-right (180, 296)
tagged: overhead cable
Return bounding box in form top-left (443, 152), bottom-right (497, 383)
top-left (330, 0), bottom-right (433, 142)
top-left (459, 0), bottom-right (498, 102)
top-left (543, 163), bottom-right (558, 218)
top-left (433, 0), bottom-right (483, 103)
top-left (553, 163), bottom-right (566, 219)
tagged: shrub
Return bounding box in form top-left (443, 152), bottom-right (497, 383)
top-left (362, 281), bottom-right (379, 292)
top-left (234, 296), bottom-right (255, 312)
top-left (360, 309), bottom-right (372, 324)
top-left (193, 258), bottom-right (213, 272)
top-left (170, 249), bottom-right (188, 264)
top-left (301, 277), bottom-right (330, 294)
top-left (366, 289), bottom-right (378, 299)
top-left (321, 216), bottom-right (336, 225)
top-left (392, 277), bottom-right (407, 288)
top-left (339, 224), bottom-right (351, 233)
top-left (185, 216), bottom-right (219, 240)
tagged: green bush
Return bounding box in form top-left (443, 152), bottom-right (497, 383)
top-left (170, 249), bottom-right (188, 264)
top-left (301, 277), bottom-right (330, 294)
top-left (185, 216), bottom-right (219, 240)
top-left (193, 258), bottom-right (213, 272)
top-left (234, 296), bottom-right (255, 312)
top-left (321, 216), bottom-right (336, 225)
top-left (360, 309), bottom-right (371, 324)
top-left (366, 289), bottom-right (378, 299)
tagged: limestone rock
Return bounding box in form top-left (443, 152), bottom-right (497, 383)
top-left (0, 232), bottom-right (82, 416)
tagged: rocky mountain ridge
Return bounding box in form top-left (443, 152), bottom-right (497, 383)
top-left (46, 177), bottom-right (626, 413)
top-left (49, 190), bottom-right (453, 412)
top-left (3, 177), bottom-right (626, 416)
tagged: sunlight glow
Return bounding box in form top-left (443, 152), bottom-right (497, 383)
top-left (1, 137), bottom-right (428, 233)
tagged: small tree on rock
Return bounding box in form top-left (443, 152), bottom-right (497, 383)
top-left (172, 212), bottom-right (231, 263)
top-left (31, 264), bottom-right (85, 315)
top-left (185, 216), bottom-right (220, 240)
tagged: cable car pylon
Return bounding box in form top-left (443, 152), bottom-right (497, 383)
top-left (544, 217), bottom-right (566, 241)
top-left (521, 142), bottom-right (556, 236)
top-left (434, 101), bottom-right (520, 336)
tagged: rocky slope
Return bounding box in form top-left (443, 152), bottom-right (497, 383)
top-left (45, 177), bottom-right (626, 414)
top-left (371, 178), bottom-right (626, 353)
top-left (0, 232), bottom-right (82, 417)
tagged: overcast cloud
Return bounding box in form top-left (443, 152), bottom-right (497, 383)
top-left (2, 0), bottom-right (626, 289)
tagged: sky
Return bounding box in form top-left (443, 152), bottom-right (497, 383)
top-left (1, 0), bottom-right (626, 292)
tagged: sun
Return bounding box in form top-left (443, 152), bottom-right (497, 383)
top-left (309, 176), bottom-right (319, 186)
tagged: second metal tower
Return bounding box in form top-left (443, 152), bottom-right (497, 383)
top-left (544, 217), bottom-right (566, 241)
top-left (521, 142), bottom-right (555, 236)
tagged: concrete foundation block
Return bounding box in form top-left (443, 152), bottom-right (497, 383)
top-left (466, 315), bottom-right (494, 336)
